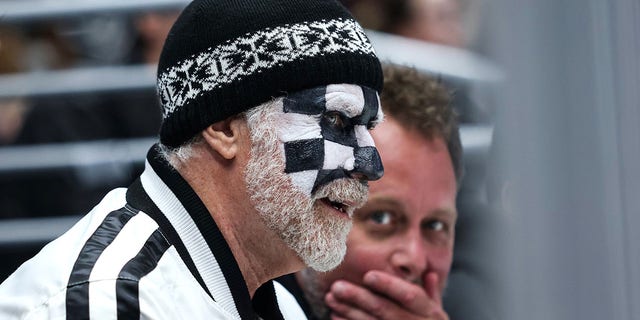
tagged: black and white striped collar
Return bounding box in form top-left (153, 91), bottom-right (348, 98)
top-left (126, 144), bottom-right (285, 320)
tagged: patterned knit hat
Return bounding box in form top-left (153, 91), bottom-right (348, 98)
top-left (157, 0), bottom-right (383, 148)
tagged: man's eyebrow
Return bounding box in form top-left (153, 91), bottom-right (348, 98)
top-left (427, 208), bottom-right (459, 222)
top-left (325, 101), bottom-right (362, 118)
top-left (363, 196), bottom-right (405, 211)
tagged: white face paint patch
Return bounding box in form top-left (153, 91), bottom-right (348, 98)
top-left (323, 140), bottom-right (356, 171)
top-left (325, 84), bottom-right (365, 116)
top-left (354, 125), bottom-right (375, 147)
top-left (288, 170), bottom-right (318, 196)
top-left (276, 107), bottom-right (323, 142)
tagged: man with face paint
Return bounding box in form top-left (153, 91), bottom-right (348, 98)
top-left (277, 63), bottom-right (463, 320)
top-left (0, 1), bottom-right (385, 319)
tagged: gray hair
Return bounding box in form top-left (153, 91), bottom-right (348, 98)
top-left (157, 134), bottom-right (205, 168)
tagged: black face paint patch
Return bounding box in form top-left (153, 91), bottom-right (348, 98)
top-left (310, 146), bottom-right (383, 192)
top-left (320, 113), bottom-right (358, 147)
top-left (351, 86), bottom-right (379, 126)
top-left (284, 138), bottom-right (325, 173)
top-left (352, 146), bottom-right (384, 181)
top-left (283, 87), bottom-right (326, 115)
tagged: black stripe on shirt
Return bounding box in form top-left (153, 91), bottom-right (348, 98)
top-left (116, 229), bottom-right (171, 319)
top-left (253, 281), bottom-right (286, 320)
top-left (126, 177), bottom-right (213, 299)
top-left (274, 274), bottom-right (316, 319)
top-left (66, 206), bottom-right (137, 320)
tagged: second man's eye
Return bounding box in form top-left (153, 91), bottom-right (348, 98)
top-left (425, 220), bottom-right (445, 232)
top-left (370, 211), bottom-right (393, 225)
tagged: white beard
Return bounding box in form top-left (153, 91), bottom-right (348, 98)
top-left (244, 100), bottom-right (368, 271)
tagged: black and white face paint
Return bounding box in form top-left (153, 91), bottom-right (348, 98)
top-left (278, 84), bottom-right (384, 196)
top-left (245, 89), bottom-right (374, 271)
top-left (244, 84), bottom-right (383, 271)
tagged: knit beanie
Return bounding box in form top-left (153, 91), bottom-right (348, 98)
top-left (157, 0), bottom-right (383, 148)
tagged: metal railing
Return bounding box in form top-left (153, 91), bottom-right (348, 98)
top-left (0, 215), bottom-right (82, 248)
top-left (0, 35), bottom-right (502, 100)
top-left (0, 0), bottom-right (189, 23)
top-left (0, 125), bottom-right (493, 174)
top-left (366, 31), bottom-right (504, 83)
top-left (0, 64), bottom-right (157, 98)
top-left (0, 137), bottom-right (155, 174)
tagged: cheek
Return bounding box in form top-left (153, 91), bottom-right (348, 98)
top-left (327, 236), bottom-right (392, 285)
top-left (429, 245), bottom-right (454, 284)
top-left (277, 114), bottom-right (325, 195)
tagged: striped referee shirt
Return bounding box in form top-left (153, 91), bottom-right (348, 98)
top-left (0, 144), bottom-right (307, 320)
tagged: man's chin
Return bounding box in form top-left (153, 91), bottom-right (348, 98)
top-left (303, 239), bottom-right (348, 272)
top-left (295, 207), bottom-right (352, 272)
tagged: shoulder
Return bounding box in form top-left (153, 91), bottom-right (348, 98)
top-left (0, 188), bottom-right (137, 318)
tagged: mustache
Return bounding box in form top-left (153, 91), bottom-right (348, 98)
top-left (313, 178), bottom-right (369, 209)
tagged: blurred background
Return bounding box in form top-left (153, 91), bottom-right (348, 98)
top-left (0, 0), bottom-right (638, 319)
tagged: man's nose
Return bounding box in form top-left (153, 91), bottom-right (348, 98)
top-left (390, 233), bottom-right (429, 282)
top-left (349, 146), bottom-right (384, 181)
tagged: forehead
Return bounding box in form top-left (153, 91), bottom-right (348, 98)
top-left (366, 120), bottom-right (457, 218)
top-left (283, 84), bottom-right (380, 119)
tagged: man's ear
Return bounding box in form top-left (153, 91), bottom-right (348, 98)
top-left (202, 117), bottom-right (245, 160)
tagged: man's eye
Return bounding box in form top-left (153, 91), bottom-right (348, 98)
top-left (426, 220), bottom-right (445, 232)
top-left (370, 211), bottom-right (393, 225)
top-left (324, 111), bottom-right (345, 128)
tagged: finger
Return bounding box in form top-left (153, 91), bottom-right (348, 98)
top-left (330, 279), bottom-right (449, 320)
top-left (362, 270), bottom-right (433, 313)
top-left (329, 280), bottom-right (417, 320)
top-left (326, 291), bottom-right (376, 320)
top-left (424, 272), bottom-right (442, 306)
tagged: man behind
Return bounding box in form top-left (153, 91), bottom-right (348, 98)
top-left (279, 63), bottom-right (463, 320)
top-left (0, 0), bottom-right (386, 318)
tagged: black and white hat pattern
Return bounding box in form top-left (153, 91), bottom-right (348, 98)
top-left (157, 0), bottom-right (383, 148)
top-left (271, 84), bottom-right (384, 194)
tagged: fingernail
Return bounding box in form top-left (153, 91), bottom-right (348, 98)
top-left (325, 292), bottom-right (334, 305)
top-left (333, 281), bottom-right (345, 294)
top-left (364, 272), bottom-right (377, 284)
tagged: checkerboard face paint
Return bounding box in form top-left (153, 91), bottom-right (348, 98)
top-left (276, 84), bottom-right (384, 196)
top-left (244, 84), bottom-right (379, 271)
